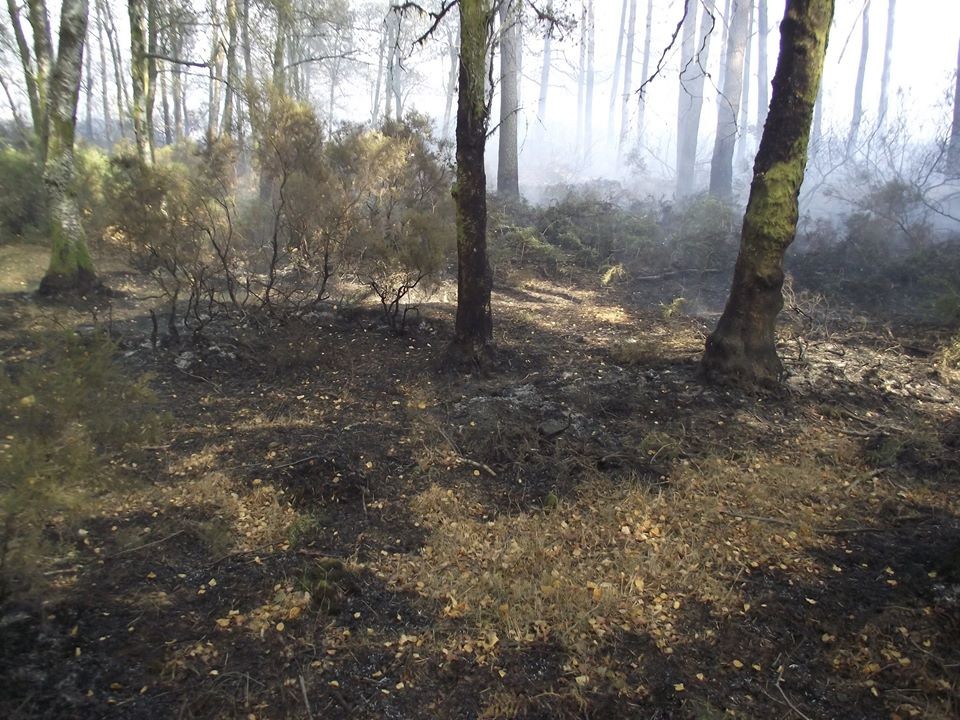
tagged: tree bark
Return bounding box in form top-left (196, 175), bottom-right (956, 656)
top-left (680, 0), bottom-right (717, 194)
top-left (736, 0), bottom-right (754, 166)
top-left (100, 0), bottom-right (128, 137)
top-left (27, 0), bottom-right (54, 156)
top-left (708, 0), bottom-right (750, 200)
top-left (442, 22), bottom-right (458, 138)
top-left (95, 3), bottom-right (112, 143)
top-left (702, 0), bottom-right (834, 385)
top-left (129, 0), bottom-right (152, 164)
top-left (7, 0), bottom-right (43, 143)
top-left (845, 0), bottom-right (869, 155)
top-left (949, 37), bottom-right (960, 174)
top-left (497, 0), bottom-right (520, 198)
top-left (636, 0), bottom-right (653, 143)
top-left (618, 0), bottom-right (637, 152)
top-left (537, 0), bottom-right (553, 129)
top-left (575, 2), bottom-right (586, 155)
top-left (607, 0), bottom-right (628, 142)
top-left (877, 0), bottom-right (895, 124)
top-left (675, 0), bottom-right (698, 196)
top-left (221, 0), bottom-right (239, 135)
top-left (446, 0), bottom-right (494, 369)
top-left (757, 0), bottom-right (770, 132)
top-left (40, 0), bottom-right (97, 294)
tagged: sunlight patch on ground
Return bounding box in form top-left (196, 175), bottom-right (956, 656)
top-left (0, 243), bottom-right (47, 293)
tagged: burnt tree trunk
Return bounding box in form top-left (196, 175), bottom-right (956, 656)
top-left (446, 0), bottom-right (494, 369)
top-left (702, 0), bottom-right (834, 385)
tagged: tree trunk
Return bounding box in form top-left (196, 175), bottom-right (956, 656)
top-left (497, 0), bottom-right (520, 198)
top-left (949, 37), bottom-right (960, 174)
top-left (171, 28), bottom-right (184, 141)
top-left (8, 0), bottom-right (42, 143)
top-left (702, 0), bottom-right (834, 385)
top-left (575, 2), bottom-right (586, 155)
top-left (40, 0), bottom-right (97, 294)
top-left (442, 22), bottom-right (458, 138)
top-left (675, 0), bottom-right (697, 196)
top-left (619, 0), bottom-right (638, 152)
top-left (159, 66), bottom-right (172, 145)
top-left (208, 0), bottom-right (224, 140)
top-left (845, 0), bottom-right (869, 155)
top-left (100, 0), bottom-right (127, 137)
top-left (877, 0), bottom-right (895, 124)
top-left (221, 0), bottom-right (239, 135)
top-left (446, 0), bottom-right (494, 369)
top-left (636, 0), bottom-right (653, 143)
top-left (811, 80), bottom-right (823, 152)
top-left (736, 0), bottom-right (754, 166)
top-left (757, 0), bottom-right (770, 132)
top-left (27, 0), bottom-right (54, 156)
top-left (84, 27), bottom-right (93, 140)
top-left (128, 0), bottom-right (152, 164)
top-left (708, 0), bottom-right (750, 200)
top-left (583, 0), bottom-right (595, 162)
top-left (607, 0), bottom-right (628, 142)
top-left (95, 3), bottom-right (112, 143)
top-left (682, 0), bottom-right (717, 193)
top-left (536, 1), bottom-right (553, 128)
top-left (717, 0), bottom-right (731, 91)
top-left (372, 9), bottom-right (387, 123)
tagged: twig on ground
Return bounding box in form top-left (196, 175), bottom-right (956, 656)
top-left (776, 669), bottom-right (814, 720)
top-left (299, 674), bottom-right (314, 720)
top-left (107, 530), bottom-right (185, 559)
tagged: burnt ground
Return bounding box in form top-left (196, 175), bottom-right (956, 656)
top-left (2, 252), bottom-right (960, 720)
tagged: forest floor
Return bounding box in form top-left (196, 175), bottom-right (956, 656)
top-left (2, 243), bottom-right (960, 719)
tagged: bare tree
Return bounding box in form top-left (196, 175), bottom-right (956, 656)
top-left (708, 0), bottom-right (750, 199)
top-left (846, 0), bottom-right (869, 155)
top-left (949, 37), bottom-right (960, 174)
top-left (497, 0), bottom-right (519, 197)
top-left (607, 0), bottom-right (628, 142)
top-left (536, 0), bottom-right (552, 127)
top-left (877, 0), bottom-right (895, 124)
top-left (702, 0), bottom-right (835, 384)
top-left (618, 0), bottom-right (637, 152)
top-left (675, 0), bottom-right (697, 195)
top-left (756, 0), bottom-right (769, 131)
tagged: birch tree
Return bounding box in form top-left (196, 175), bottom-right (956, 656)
top-left (677, 0), bottom-right (716, 196)
top-left (845, 0), bottom-right (869, 155)
top-left (497, 0), bottom-right (519, 197)
top-left (702, 0), bottom-right (834, 384)
top-left (877, 0), bottom-right (895, 124)
top-left (38, 0), bottom-right (98, 293)
top-left (618, 0), bottom-right (637, 152)
top-left (949, 37), bottom-right (960, 174)
top-left (708, 0), bottom-right (749, 200)
top-left (756, 0), bottom-right (769, 131)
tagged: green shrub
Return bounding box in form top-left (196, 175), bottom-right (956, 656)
top-left (0, 331), bottom-right (161, 597)
top-left (0, 147), bottom-right (45, 243)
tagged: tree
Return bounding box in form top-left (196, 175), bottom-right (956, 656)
top-left (845, 0), bottom-right (869, 155)
top-left (618, 0), bottom-right (637, 153)
top-left (38, 0), bottom-right (98, 294)
top-left (497, 0), bottom-right (519, 197)
top-left (756, 0), bottom-right (769, 131)
top-left (679, 0), bottom-right (716, 193)
top-left (607, 0), bottom-right (628, 142)
top-left (536, 0), bottom-right (552, 126)
top-left (675, 0), bottom-right (697, 196)
top-left (877, 0), bottom-right (896, 124)
top-left (702, 0), bottom-right (835, 384)
top-left (635, 0), bottom-right (652, 144)
top-left (735, 0), bottom-right (753, 166)
top-left (446, 0), bottom-right (495, 368)
top-left (950, 37), bottom-right (960, 174)
top-left (128, 0), bottom-right (153, 164)
top-left (708, 0), bottom-right (749, 200)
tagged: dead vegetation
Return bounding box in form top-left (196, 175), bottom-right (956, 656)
top-left (1, 241), bottom-right (960, 719)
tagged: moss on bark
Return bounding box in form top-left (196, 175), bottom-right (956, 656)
top-left (702, 0), bottom-right (834, 385)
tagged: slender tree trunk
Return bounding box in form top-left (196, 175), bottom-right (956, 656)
top-left (442, 22), bottom-right (458, 138)
top-left (702, 0), bottom-right (835, 385)
top-left (575, 2), bottom-right (586, 154)
top-left (619, 0), bottom-right (638, 153)
top-left (736, 0), bottom-right (754, 166)
top-left (0, 71), bottom-right (28, 139)
top-left (948, 37), bottom-right (960, 174)
top-left (128, 0), bottom-right (152, 164)
top-left (100, 0), bottom-right (127, 137)
top-left (446, 0), bottom-right (494, 368)
top-left (877, 0), bottom-right (895, 124)
top-left (607, 0), bottom-right (628, 142)
top-left (159, 65), bottom-right (172, 145)
top-left (27, 0), bottom-right (54, 156)
top-left (96, 5), bottom-right (111, 143)
top-left (636, 0), bottom-right (653, 143)
top-left (171, 30), bottom-right (184, 141)
top-left (146, 0), bottom-right (157, 148)
top-left (811, 80), bottom-right (823, 152)
top-left (208, 0), bottom-right (224, 139)
top-left (497, 0), bottom-right (520, 197)
top-left (40, 0), bottom-right (98, 294)
top-left (372, 11), bottom-right (387, 123)
top-left (845, 0), bottom-right (869, 155)
top-left (708, 0), bottom-right (750, 200)
top-left (84, 28), bottom-right (93, 140)
top-left (583, 0), bottom-right (595, 162)
top-left (681, 0), bottom-right (717, 193)
top-left (220, 0), bottom-right (239, 135)
top-left (8, 0), bottom-right (42, 142)
top-left (757, 0), bottom-right (769, 131)
top-left (717, 0), bottom-right (731, 92)
top-left (537, 1), bottom-right (553, 127)
top-left (675, 0), bottom-right (698, 196)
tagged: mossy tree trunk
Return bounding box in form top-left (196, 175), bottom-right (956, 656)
top-left (702, 0), bottom-right (834, 385)
top-left (496, 0), bottom-right (520, 198)
top-left (128, 0), bottom-right (153, 165)
top-left (39, 0), bottom-right (97, 295)
top-left (445, 0), bottom-right (495, 369)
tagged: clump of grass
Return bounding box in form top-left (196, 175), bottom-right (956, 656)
top-left (0, 331), bottom-right (161, 598)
